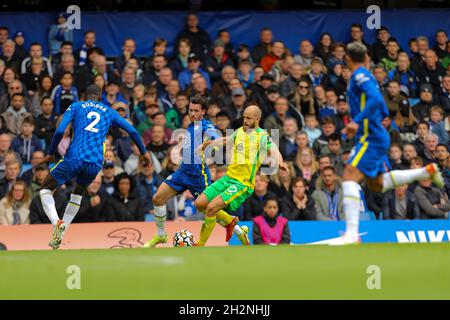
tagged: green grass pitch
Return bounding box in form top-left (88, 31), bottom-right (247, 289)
top-left (1, 243), bottom-right (450, 300)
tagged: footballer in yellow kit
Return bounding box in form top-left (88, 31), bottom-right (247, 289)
top-left (194, 105), bottom-right (288, 245)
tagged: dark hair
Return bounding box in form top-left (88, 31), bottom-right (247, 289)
top-left (190, 94), bottom-right (209, 110)
top-left (264, 196), bottom-right (278, 207)
top-left (216, 111), bottom-right (230, 119)
top-left (84, 85), bottom-right (102, 101)
top-left (388, 79), bottom-right (401, 86)
top-left (152, 54), bottom-right (167, 62)
top-left (351, 23), bottom-right (363, 31)
top-left (328, 133), bottom-right (341, 142)
top-left (436, 29), bottom-right (448, 37)
top-left (0, 26), bottom-right (8, 32)
top-left (408, 38), bottom-right (417, 46)
top-left (61, 41), bottom-right (73, 47)
top-left (290, 177), bottom-right (307, 191)
top-left (22, 116), bottom-right (35, 126)
top-left (87, 47), bottom-right (104, 57)
top-left (319, 154), bottom-right (332, 161)
top-left (153, 38), bottom-right (167, 48)
top-left (436, 144), bottom-right (449, 152)
top-left (40, 96), bottom-right (53, 105)
top-left (237, 44), bottom-right (249, 52)
top-left (387, 37), bottom-right (399, 45)
top-left (84, 30), bottom-right (96, 36)
top-left (321, 166), bottom-right (336, 174)
top-left (178, 37), bottom-right (191, 47)
top-left (114, 172), bottom-right (136, 194)
top-left (59, 71), bottom-right (73, 81)
top-left (260, 27), bottom-right (272, 33)
top-left (218, 29), bottom-right (228, 36)
top-left (321, 116), bottom-right (336, 126)
top-left (417, 121), bottom-right (430, 129)
top-left (29, 42), bottom-right (42, 49)
top-left (11, 92), bottom-right (24, 99)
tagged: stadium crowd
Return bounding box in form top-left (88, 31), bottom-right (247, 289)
top-left (0, 12), bottom-right (449, 227)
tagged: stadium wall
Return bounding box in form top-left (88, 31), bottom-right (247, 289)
top-left (1, 220), bottom-right (450, 250)
top-left (1, 10), bottom-right (449, 57)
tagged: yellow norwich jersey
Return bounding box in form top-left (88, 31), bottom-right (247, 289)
top-left (226, 127), bottom-right (272, 189)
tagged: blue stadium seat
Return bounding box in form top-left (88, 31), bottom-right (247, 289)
top-left (360, 211), bottom-right (376, 221)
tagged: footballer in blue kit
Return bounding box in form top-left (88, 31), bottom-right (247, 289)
top-left (333, 42), bottom-right (444, 245)
top-left (38, 85), bottom-right (150, 249)
top-left (143, 95), bottom-right (249, 248)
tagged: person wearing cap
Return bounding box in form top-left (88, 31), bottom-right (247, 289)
top-left (13, 31), bottom-right (27, 61)
top-left (177, 52), bottom-right (211, 91)
top-left (225, 87), bottom-right (247, 128)
top-left (204, 38), bottom-right (234, 82)
top-left (261, 40), bottom-right (285, 72)
top-left (100, 79), bottom-right (128, 108)
top-left (49, 12), bottom-right (74, 57)
top-left (28, 161), bottom-right (50, 198)
top-left (412, 84), bottom-right (435, 121)
top-left (334, 94), bottom-right (351, 133)
top-left (174, 13), bottom-right (212, 62)
top-left (100, 160), bottom-right (117, 197)
top-left (417, 49), bottom-right (447, 92)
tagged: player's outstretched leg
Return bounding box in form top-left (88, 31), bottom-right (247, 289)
top-left (144, 183), bottom-right (178, 248)
top-left (62, 183), bottom-right (85, 230)
top-left (39, 174), bottom-right (65, 250)
top-left (381, 163), bottom-right (444, 192)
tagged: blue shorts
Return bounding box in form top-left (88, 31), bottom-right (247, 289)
top-left (164, 169), bottom-right (210, 199)
top-left (347, 141), bottom-right (390, 179)
top-left (50, 158), bottom-right (102, 187)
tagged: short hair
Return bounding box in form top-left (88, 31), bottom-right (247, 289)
top-left (408, 38), bottom-right (417, 46)
top-left (410, 156), bottom-right (424, 166)
top-left (153, 38), bottom-right (167, 48)
top-left (29, 42), bottom-right (42, 49)
top-left (304, 113), bottom-right (317, 120)
top-left (218, 29), bottom-right (229, 36)
top-left (84, 84), bottom-right (102, 101)
top-left (178, 37), bottom-right (191, 47)
top-left (346, 42), bottom-right (367, 63)
top-left (190, 94), bottom-right (209, 110)
top-left (320, 116), bottom-right (336, 126)
top-left (435, 29), bottom-right (448, 37)
top-left (0, 26), bottom-right (8, 32)
top-left (11, 92), bottom-right (24, 99)
top-left (436, 144), bottom-right (449, 152)
top-left (417, 121), bottom-right (430, 129)
top-left (328, 133), bottom-right (341, 142)
top-left (290, 176), bottom-right (306, 190)
top-left (216, 111), bottom-right (230, 119)
top-left (416, 36), bottom-right (429, 44)
top-left (22, 116), bottom-right (35, 126)
top-left (84, 30), bottom-right (96, 36)
top-left (430, 105), bottom-right (444, 116)
top-left (322, 166), bottom-right (336, 174)
top-left (40, 96), bottom-right (52, 105)
top-left (264, 196), bottom-right (278, 207)
top-left (351, 23), bottom-right (363, 31)
top-left (59, 71), bottom-right (73, 80)
top-left (61, 41), bottom-right (73, 47)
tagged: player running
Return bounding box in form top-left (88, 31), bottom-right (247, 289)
top-left (39, 85), bottom-right (150, 250)
top-left (194, 105), bottom-right (288, 246)
top-left (143, 95), bottom-right (249, 248)
top-left (336, 42), bottom-right (443, 245)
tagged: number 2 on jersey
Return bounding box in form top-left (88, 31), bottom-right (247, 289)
top-left (85, 111), bottom-right (100, 133)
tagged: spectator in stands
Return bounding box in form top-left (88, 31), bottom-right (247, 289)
top-left (101, 79), bottom-right (127, 108)
top-left (50, 71), bottom-right (79, 115)
top-left (54, 53), bottom-right (89, 95)
top-left (21, 42), bottom-right (52, 77)
top-left (142, 112), bottom-right (173, 146)
top-left (319, 88), bottom-right (338, 119)
top-left (403, 143), bottom-right (418, 166)
top-left (423, 133), bottom-right (439, 164)
top-left (413, 121), bottom-right (429, 157)
top-left (312, 166), bottom-right (343, 220)
top-left (429, 105), bottom-right (448, 144)
top-left (0, 26), bottom-right (9, 51)
top-left (312, 116), bottom-right (336, 156)
top-left (51, 40), bottom-right (73, 73)
top-left (1, 40), bottom-right (21, 73)
top-left (270, 54), bottom-right (293, 84)
top-left (0, 159), bottom-right (21, 199)
top-left (175, 13), bottom-right (211, 62)
top-left (303, 114), bottom-right (321, 147)
top-left (134, 154), bottom-right (164, 215)
top-left (372, 64), bottom-right (388, 93)
top-left (11, 116), bottom-right (42, 167)
top-left (73, 175), bottom-right (107, 223)
top-left (35, 97), bottom-right (57, 148)
top-left (119, 67), bottom-right (138, 102)
top-left (387, 52), bottom-right (418, 98)
top-left (280, 62), bottom-right (303, 98)
top-left (415, 176), bottom-right (450, 219)
top-left (22, 58), bottom-right (47, 97)
top-left (169, 38), bottom-right (191, 77)
top-left (280, 177), bottom-right (317, 220)
top-left (252, 197), bottom-right (290, 245)
top-left (100, 159), bottom-right (116, 196)
top-left (0, 67), bottom-right (17, 97)
top-left (382, 184), bottom-right (420, 220)
top-left (188, 75), bottom-right (210, 98)
top-left (327, 42), bottom-right (346, 72)
top-left (30, 76), bottom-right (53, 117)
top-left (417, 49), bottom-right (446, 92)
top-left (294, 147), bottom-right (319, 186)
top-left (0, 133), bottom-right (12, 179)
top-left (295, 40), bottom-right (318, 71)
top-left (243, 174), bottom-right (276, 221)
top-left (372, 26), bottom-right (390, 64)
top-left (439, 75), bottom-right (450, 114)
top-left (433, 30), bottom-right (448, 60)
top-left (315, 32), bottom-right (334, 64)
top-left (380, 38), bottom-right (400, 73)
top-left (204, 39), bottom-right (233, 82)
top-left (224, 87), bottom-right (246, 128)
top-left (20, 150), bottom-right (44, 185)
top-left (289, 78), bottom-right (319, 122)
top-left (384, 80), bottom-right (403, 116)
top-left (236, 60), bottom-right (254, 91)
top-left (327, 133), bottom-right (345, 175)
top-left (412, 84), bottom-right (435, 121)
top-left (308, 58), bottom-right (330, 90)
top-left (165, 93), bottom-right (188, 130)
top-left (436, 144), bottom-right (450, 197)
top-left (235, 44), bottom-right (254, 67)
top-left (264, 96), bottom-right (290, 133)
top-left (278, 118), bottom-right (299, 162)
top-left (137, 102), bottom-right (160, 134)
top-left (48, 12), bottom-right (73, 57)
top-left (349, 23), bottom-right (372, 55)
top-left (0, 180), bottom-right (31, 225)
top-left (0, 79), bottom-right (32, 113)
top-left (76, 30), bottom-right (96, 67)
top-left (27, 162), bottom-right (49, 198)
top-left (252, 28), bottom-right (273, 65)
top-left (261, 40), bottom-right (285, 72)
top-left (105, 172), bottom-right (145, 221)
top-left (146, 125), bottom-right (171, 165)
top-left (114, 38), bottom-right (138, 75)
top-left (1, 93), bottom-right (32, 136)
top-left (178, 53), bottom-right (210, 91)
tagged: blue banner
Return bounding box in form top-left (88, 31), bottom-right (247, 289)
top-left (229, 220), bottom-right (450, 245)
top-left (0, 9), bottom-right (449, 57)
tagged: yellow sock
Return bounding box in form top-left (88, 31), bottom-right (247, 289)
top-left (198, 215), bottom-right (217, 245)
top-left (216, 210), bottom-right (234, 227)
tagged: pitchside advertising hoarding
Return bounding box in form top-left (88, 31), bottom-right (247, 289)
top-left (1, 220), bottom-right (450, 250)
